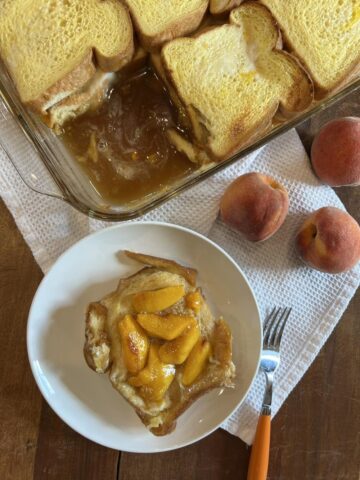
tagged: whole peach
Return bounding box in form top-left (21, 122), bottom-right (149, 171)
top-left (311, 117), bottom-right (360, 186)
top-left (296, 207), bottom-right (360, 273)
top-left (220, 172), bottom-right (289, 242)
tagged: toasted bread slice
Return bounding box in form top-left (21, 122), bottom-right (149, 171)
top-left (29, 51), bottom-right (97, 115)
top-left (151, 52), bottom-right (191, 128)
top-left (84, 252), bottom-right (235, 436)
top-left (151, 53), bottom-right (211, 164)
top-left (45, 45), bottom-right (148, 129)
top-left (0, 0), bottom-right (134, 111)
top-left (45, 71), bottom-right (116, 130)
top-left (160, 2), bottom-right (313, 161)
top-left (261, 0), bottom-right (360, 96)
top-left (123, 0), bottom-right (208, 50)
top-left (210, 0), bottom-right (243, 14)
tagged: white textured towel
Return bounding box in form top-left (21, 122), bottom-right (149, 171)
top-left (0, 127), bottom-right (359, 445)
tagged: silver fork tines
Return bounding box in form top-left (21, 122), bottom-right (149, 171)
top-left (260, 307), bottom-right (292, 416)
top-left (264, 307), bottom-right (292, 349)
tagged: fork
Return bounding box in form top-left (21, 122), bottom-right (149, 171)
top-left (247, 307), bottom-right (292, 480)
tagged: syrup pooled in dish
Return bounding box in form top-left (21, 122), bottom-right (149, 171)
top-left (62, 68), bottom-right (194, 204)
top-left (84, 251), bottom-right (235, 436)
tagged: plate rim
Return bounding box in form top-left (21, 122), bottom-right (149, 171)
top-left (27, 221), bottom-right (262, 452)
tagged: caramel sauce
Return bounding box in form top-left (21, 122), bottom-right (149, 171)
top-left (62, 68), bottom-right (194, 204)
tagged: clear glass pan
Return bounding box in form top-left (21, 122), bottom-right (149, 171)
top-left (1, 58), bottom-right (359, 221)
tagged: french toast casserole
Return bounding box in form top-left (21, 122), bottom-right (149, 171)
top-left (0, 1), bottom-right (359, 204)
top-left (84, 251), bottom-right (235, 435)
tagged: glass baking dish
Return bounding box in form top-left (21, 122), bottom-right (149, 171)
top-left (0, 57), bottom-right (359, 221)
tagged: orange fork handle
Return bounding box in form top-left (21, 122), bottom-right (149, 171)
top-left (247, 414), bottom-right (271, 480)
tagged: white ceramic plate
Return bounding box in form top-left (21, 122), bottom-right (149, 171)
top-left (27, 222), bottom-right (262, 452)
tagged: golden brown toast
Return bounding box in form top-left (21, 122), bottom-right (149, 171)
top-left (210, 0), bottom-right (244, 14)
top-left (42, 46), bottom-right (148, 130)
top-left (0, 0), bottom-right (134, 112)
top-left (159, 2), bottom-right (313, 163)
top-left (45, 71), bottom-right (116, 130)
top-left (123, 0), bottom-right (208, 50)
top-left (84, 251), bottom-right (235, 436)
top-left (261, 0), bottom-right (360, 96)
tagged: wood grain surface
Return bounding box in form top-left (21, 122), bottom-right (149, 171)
top-left (0, 95), bottom-right (359, 480)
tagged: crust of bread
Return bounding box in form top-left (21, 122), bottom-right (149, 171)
top-left (329, 61), bottom-right (360, 96)
top-left (26, 50), bottom-right (96, 114)
top-left (210, 0), bottom-right (244, 14)
top-left (275, 25), bottom-right (360, 98)
top-left (84, 302), bottom-right (111, 373)
top-left (44, 71), bottom-right (116, 129)
top-left (84, 253), bottom-right (235, 436)
top-left (150, 52), bottom-right (192, 130)
top-left (93, 5), bottom-right (135, 71)
top-left (125, 2), bottom-right (208, 51)
top-left (124, 250), bottom-right (198, 286)
top-left (43, 45), bottom-right (147, 129)
top-left (28, 30), bottom-right (135, 118)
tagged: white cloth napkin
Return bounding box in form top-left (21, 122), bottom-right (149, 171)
top-left (0, 128), bottom-right (359, 445)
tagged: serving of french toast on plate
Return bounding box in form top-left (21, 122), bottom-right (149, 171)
top-left (84, 250), bottom-right (235, 435)
top-left (0, 0), bottom-right (359, 207)
top-left (26, 222), bottom-right (262, 451)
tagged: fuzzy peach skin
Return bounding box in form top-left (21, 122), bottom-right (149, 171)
top-left (311, 117), bottom-right (360, 187)
top-left (220, 172), bottom-right (289, 242)
top-left (296, 207), bottom-right (360, 274)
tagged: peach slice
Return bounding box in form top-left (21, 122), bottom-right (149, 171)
top-left (182, 338), bottom-right (212, 386)
top-left (185, 289), bottom-right (203, 314)
top-left (158, 319), bottom-right (200, 365)
top-left (128, 344), bottom-right (176, 403)
top-left (137, 313), bottom-right (193, 340)
top-left (132, 285), bottom-right (185, 313)
top-left (118, 314), bottom-right (149, 374)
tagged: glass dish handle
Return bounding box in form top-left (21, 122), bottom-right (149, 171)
top-left (0, 100), bottom-right (65, 201)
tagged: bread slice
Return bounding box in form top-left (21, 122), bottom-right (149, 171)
top-left (0, 0), bottom-right (134, 111)
top-left (210, 0), bottom-right (243, 14)
top-left (160, 2), bottom-right (313, 161)
top-left (123, 0), bottom-right (208, 50)
top-left (151, 52), bottom-right (192, 131)
top-left (84, 252), bottom-right (235, 436)
top-left (152, 51), bottom-right (212, 165)
top-left (43, 44), bottom-right (149, 129)
top-left (261, 0), bottom-right (360, 96)
top-left (29, 51), bottom-right (97, 115)
top-left (45, 71), bottom-right (116, 130)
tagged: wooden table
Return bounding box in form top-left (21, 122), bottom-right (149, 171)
top-left (0, 94), bottom-right (359, 480)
